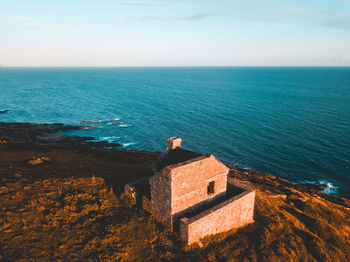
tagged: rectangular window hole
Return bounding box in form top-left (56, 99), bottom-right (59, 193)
top-left (207, 181), bottom-right (215, 195)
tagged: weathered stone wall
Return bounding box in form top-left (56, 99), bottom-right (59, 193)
top-left (149, 169), bottom-right (172, 225)
top-left (142, 195), bottom-right (170, 226)
top-left (170, 155), bottom-right (229, 216)
top-left (180, 190), bottom-right (255, 244)
top-left (167, 137), bottom-right (182, 150)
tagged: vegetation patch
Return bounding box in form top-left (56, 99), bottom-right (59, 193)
top-left (0, 143), bottom-right (349, 261)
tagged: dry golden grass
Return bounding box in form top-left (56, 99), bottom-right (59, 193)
top-left (28, 156), bottom-right (52, 166)
top-left (0, 143), bottom-right (349, 261)
top-left (0, 176), bottom-right (173, 261)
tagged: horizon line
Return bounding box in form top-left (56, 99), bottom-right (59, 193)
top-left (1, 65), bottom-right (350, 68)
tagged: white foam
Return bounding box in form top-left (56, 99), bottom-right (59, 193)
top-left (318, 180), bottom-right (338, 194)
top-left (101, 136), bottom-right (120, 140)
top-left (96, 117), bottom-right (121, 122)
top-left (304, 180), bottom-right (338, 194)
top-left (107, 122), bottom-right (125, 125)
top-left (295, 179), bottom-right (338, 195)
top-left (119, 124), bottom-right (132, 127)
top-left (88, 136), bottom-right (120, 143)
top-left (122, 142), bottom-right (136, 147)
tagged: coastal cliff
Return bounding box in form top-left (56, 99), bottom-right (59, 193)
top-left (0, 123), bottom-right (349, 261)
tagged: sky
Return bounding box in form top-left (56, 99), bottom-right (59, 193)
top-left (0, 0), bottom-right (350, 66)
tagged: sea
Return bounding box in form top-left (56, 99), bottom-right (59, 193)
top-left (0, 67), bottom-right (349, 197)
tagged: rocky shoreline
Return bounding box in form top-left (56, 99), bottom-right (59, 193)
top-left (0, 122), bottom-right (340, 196)
top-left (0, 121), bottom-right (348, 204)
top-left (0, 121), bottom-right (122, 148)
top-left (0, 122), bottom-right (349, 261)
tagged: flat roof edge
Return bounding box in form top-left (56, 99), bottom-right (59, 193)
top-left (183, 188), bottom-right (255, 224)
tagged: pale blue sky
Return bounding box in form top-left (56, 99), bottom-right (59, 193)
top-left (1, 0), bottom-right (350, 66)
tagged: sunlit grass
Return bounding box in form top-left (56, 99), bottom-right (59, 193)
top-left (0, 147), bottom-right (349, 261)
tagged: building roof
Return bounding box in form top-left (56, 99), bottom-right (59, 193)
top-left (153, 147), bottom-right (204, 172)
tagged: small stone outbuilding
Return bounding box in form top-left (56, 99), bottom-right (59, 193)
top-left (125, 137), bottom-right (255, 245)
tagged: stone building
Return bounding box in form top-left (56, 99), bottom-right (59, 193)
top-left (125, 137), bottom-right (255, 245)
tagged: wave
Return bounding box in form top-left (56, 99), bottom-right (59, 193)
top-left (98, 136), bottom-right (120, 142)
top-left (80, 117), bottom-right (121, 124)
top-left (318, 180), bottom-right (338, 195)
top-left (300, 179), bottom-right (338, 195)
top-left (103, 117), bottom-right (121, 122)
top-left (87, 136), bottom-right (120, 143)
top-left (122, 142), bottom-right (136, 147)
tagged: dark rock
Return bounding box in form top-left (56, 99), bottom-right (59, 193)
top-left (296, 183), bottom-right (329, 192)
top-left (80, 120), bottom-right (100, 123)
top-left (0, 122), bottom-right (121, 148)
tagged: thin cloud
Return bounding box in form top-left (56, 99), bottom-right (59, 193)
top-left (320, 20), bottom-right (350, 30)
top-left (108, 0), bottom-right (154, 5)
top-left (128, 12), bottom-right (212, 21)
top-left (313, 11), bottom-right (350, 30)
top-left (0, 22), bottom-right (64, 30)
top-left (219, 0), bottom-right (350, 31)
top-left (119, 30), bottom-right (146, 35)
top-left (0, 15), bottom-right (81, 33)
top-left (103, 0), bottom-right (155, 9)
top-left (7, 15), bottom-right (33, 22)
top-left (17, 22), bottom-right (63, 30)
top-left (187, 12), bottom-right (212, 20)
top-left (0, 15), bottom-right (64, 30)
top-left (104, 0), bottom-right (154, 4)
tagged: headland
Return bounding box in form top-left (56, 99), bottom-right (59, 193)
top-left (0, 122), bottom-right (349, 261)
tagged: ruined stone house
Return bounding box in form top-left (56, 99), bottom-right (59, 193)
top-left (125, 137), bottom-right (255, 244)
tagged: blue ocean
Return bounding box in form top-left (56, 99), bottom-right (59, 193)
top-left (1, 67), bottom-right (349, 197)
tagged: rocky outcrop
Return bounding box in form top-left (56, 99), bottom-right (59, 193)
top-left (80, 120), bottom-right (100, 123)
top-left (0, 122), bottom-right (121, 148)
top-left (0, 122), bottom-right (348, 261)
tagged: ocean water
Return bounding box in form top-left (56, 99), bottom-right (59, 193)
top-left (0, 67), bottom-right (349, 197)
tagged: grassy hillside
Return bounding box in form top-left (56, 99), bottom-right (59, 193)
top-left (0, 142), bottom-right (349, 261)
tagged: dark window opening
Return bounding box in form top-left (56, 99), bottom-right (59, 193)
top-left (207, 181), bottom-right (215, 195)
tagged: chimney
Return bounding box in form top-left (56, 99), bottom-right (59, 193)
top-left (167, 137), bottom-right (182, 150)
